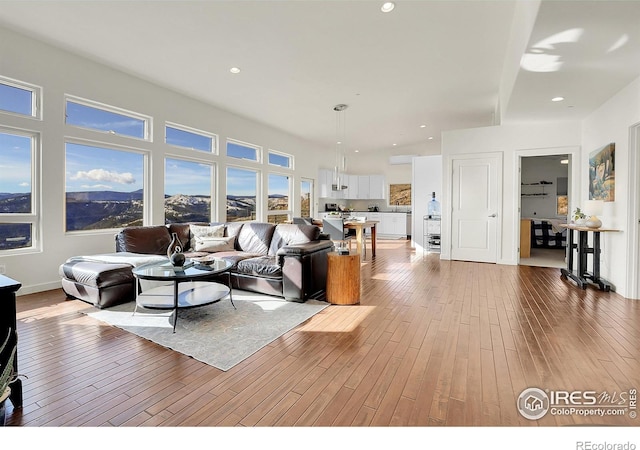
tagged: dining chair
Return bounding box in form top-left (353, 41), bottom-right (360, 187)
top-left (292, 217), bottom-right (314, 226)
top-left (322, 217), bottom-right (352, 252)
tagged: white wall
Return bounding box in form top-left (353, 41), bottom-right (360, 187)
top-left (411, 156), bottom-right (442, 251)
top-left (581, 75), bottom-right (640, 298)
top-left (0, 26), bottom-right (327, 294)
top-left (441, 73), bottom-right (640, 299)
top-left (441, 122), bottom-right (582, 265)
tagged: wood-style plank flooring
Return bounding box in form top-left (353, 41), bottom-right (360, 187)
top-left (5, 240), bottom-right (640, 426)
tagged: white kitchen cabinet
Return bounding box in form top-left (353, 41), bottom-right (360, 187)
top-left (367, 212), bottom-right (382, 222)
top-left (318, 169), bottom-right (331, 198)
top-left (357, 176), bottom-right (370, 199)
top-left (344, 174), bottom-right (359, 199)
top-left (318, 168), bottom-right (343, 199)
top-left (379, 212), bottom-right (407, 237)
top-left (369, 174), bottom-right (386, 199)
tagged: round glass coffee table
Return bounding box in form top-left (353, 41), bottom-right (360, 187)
top-left (132, 259), bottom-right (234, 332)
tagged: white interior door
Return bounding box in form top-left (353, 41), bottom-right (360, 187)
top-left (450, 155), bottom-right (500, 263)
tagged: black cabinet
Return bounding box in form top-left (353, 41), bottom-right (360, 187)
top-left (0, 275), bottom-right (22, 408)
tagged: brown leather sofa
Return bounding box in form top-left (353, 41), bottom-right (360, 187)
top-left (114, 221), bottom-right (333, 302)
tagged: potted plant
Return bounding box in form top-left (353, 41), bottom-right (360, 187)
top-left (0, 328), bottom-right (17, 426)
top-left (572, 207), bottom-right (587, 225)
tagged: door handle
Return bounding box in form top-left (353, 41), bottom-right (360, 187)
top-left (488, 213), bottom-right (497, 218)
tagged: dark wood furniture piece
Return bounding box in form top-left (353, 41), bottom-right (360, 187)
top-left (559, 224), bottom-right (620, 291)
top-left (0, 275), bottom-right (22, 408)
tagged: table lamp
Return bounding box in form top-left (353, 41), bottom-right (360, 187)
top-left (583, 200), bottom-right (604, 228)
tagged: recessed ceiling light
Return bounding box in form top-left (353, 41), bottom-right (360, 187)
top-left (381, 2), bottom-right (395, 13)
top-left (392, 143), bottom-right (397, 146)
top-left (428, 136), bottom-right (434, 140)
top-left (420, 124), bottom-right (427, 128)
top-left (230, 67), bottom-right (241, 74)
top-left (551, 96), bottom-right (564, 102)
top-left (355, 149), bottom-right (360, 153)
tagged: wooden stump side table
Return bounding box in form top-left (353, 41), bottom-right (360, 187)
top-left (326, 252), bottom-right (361, 305)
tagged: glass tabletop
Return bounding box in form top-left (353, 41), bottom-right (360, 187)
top-left (132, 258), bottom-right (233, 281)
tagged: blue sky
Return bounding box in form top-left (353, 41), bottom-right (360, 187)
top-left (0, 131), bottom-right (31, 193)
top-left (2, 86), bottom-right (291, 198)
top-left (165, 158), bottom-right (211, 196)
top-left (66, 143), bottom-right (144, 193)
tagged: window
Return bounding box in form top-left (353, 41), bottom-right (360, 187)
top-left (267, 173), bottom-right (290, 224)
top-left (0, 77), bottom-right (39, 118)
top-left (300, 179), bottom-right (313, 218)
top-left (0, 129), bottom-right (38, 251)
top-left (268, 150), bottom-right (292, 169)
top-left (65, 142), bottom-right (145, 231)
top-left (227, 139), bottom-right (260, 162)
top-left (165, 123), bottom-right (216, 153)
top-left (226, 167), bottom-right (258, 222)
top-left (165, 158), bottom-right (213, 224)
top-left (65, 97), bottom-right (150, 140)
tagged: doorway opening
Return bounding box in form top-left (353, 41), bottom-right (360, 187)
top-left (519, 154), bottom-right (569, 269)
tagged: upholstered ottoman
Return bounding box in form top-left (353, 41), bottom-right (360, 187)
top-left (59, 260), bottom-right (135, 309)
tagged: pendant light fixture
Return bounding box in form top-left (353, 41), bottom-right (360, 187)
top-left (332, 103), bottom-right (348, 191)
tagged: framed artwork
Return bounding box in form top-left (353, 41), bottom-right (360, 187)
top-left (557, 195), bottom-right (568, 216)
top-left (589, 143), bottom-right (615, 201)
top-left (389, 183), bottom-right (411, 205)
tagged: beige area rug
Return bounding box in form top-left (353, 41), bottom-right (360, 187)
top-left (85, 290), bottom-right (329, 371)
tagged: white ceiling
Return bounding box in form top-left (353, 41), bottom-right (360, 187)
top-left (1, 1), bottom-right (639, 155)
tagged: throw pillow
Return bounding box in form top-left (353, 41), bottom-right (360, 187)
top-left (190, 224), bottom-right (225, 250)
top-left (194, 236), bottom-right (236, 253)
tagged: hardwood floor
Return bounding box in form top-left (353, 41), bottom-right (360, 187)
top-left (5, 240), bottom-right (640, 427)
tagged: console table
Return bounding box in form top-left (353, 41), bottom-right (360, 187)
top-left (0, 275), bottom-right (22, 408)
top-left (559, 224), bottom-right (620, 291)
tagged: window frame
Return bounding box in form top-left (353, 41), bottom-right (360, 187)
top-left (226, 165), bottom-right (260, 223)
top-left (165, 122), bottom-right (218, 154)
top-left (0, 75), bottom-right (42, 120)
top-left (300, 178), bottom-right (314, 218)
top-left (268, 149), bottom-right (294, 170)
top-left (226, 138), bottom-right (262, 163)
top-left (65, 95), bottom-right (152, 141)
top-left (164, 155), bottom-right (215, 224)
top-left (0, 126), bottom-right (41, 254)
top-left (267, 172), bottom-right (292, 223)
top-left (64, 138), bottom-right (149, 234)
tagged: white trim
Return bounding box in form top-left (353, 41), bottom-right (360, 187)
top-left (64, 94), bottom-right (152, 141)
top-left (267, 149), bottom-right (294, 170)
top-left (226, 137), bottom-right (262, 163)
top-left (267, 172), bottom-right (292, 217)
top-left (225, 165), bottom-right (260, 222)
top-left (163, 156), bottom-right (215, 223)
top-left (0, 75), bottom-right (42, 120)
top-left (512, 146), bottom-right (580, 266)
top-left (63, 138), bottom-right (149, 233)
top-left (625, 122), bottom-right (640, 299)
top-left (300, 177), bottom-right (314, 218)
top-left (0, 126), bottom-right (40, 255)
top-left (442, 151), bottom-right (503, 263)
top-left (164, 121), bottom-right (218, 154)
